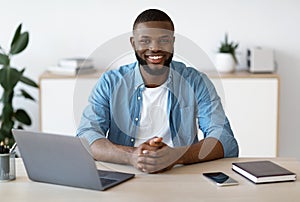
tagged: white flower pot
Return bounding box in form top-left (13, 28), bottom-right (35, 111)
top-left (215, 53), bottom-right (236, 73)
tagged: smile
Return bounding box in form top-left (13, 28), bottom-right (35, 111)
top-left (148, 55), bottom-right (163, 60)
top-left (146, 55), bottom-right (164, 64)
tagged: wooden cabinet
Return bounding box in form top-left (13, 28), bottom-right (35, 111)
top-left (39, 71), bottom-right (279, 157)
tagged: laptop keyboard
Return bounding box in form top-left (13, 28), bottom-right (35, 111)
top-left (100, 178), bottom-right (117, 186)
top-left (97, 170), bottom-right (114, 177)
top-left (97, 170), bottom-right (118, 186)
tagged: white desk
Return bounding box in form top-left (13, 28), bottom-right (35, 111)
top-left (0, 158), bottom-right (299, 202)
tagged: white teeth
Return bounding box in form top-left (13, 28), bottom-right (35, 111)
top-left (148, 56), bottom-right (163, 60)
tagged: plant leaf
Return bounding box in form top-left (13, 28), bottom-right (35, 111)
top-left (20, 89), bottom-right (35, 101)
top-left (20, 75), bottom-right (39, 88)
top-left (10, 24), bottom-right (22, 48)
top-left (20, 68), bottom-right (25, 74)
top-left (0, 67), bottom-right (22, 90)
top-left (10, 32), bottom-right (29, 55)
top-left (0, 53), bottom-right (9, 65)
top-left (15, 109), bottom-right (32, 125)
top-left (219, 32), bottom-right (239, 61)
top-left (232, 53), bottom-right (238, 64)
top-left (225, 33), bottom-right (228, 45)
top-left (2, 103), bottom-right (14, 122)
top-left (0, 119), bottom-right (14, 138)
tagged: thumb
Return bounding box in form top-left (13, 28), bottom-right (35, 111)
top-left (149, 137), bottom-right (164, 147)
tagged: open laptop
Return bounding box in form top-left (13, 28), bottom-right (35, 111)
top-left (12, 129), bottom-right (135, 191)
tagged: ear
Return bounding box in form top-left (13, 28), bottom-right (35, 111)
top-left (172, 36), bottom-right (175, 45)
top-left (130, 36), bottom-right (136, 50)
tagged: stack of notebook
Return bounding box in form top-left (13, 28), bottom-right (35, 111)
top-left (47, 58), bottom-right (95, 75)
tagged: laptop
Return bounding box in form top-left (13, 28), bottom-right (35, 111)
top-left (12, 129), bottom-right (135, 191)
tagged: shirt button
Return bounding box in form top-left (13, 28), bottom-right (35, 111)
top-left (130, 138), bottom-right (135, 142)
top-left (137, 96), bottom-right (141, 100)
top-left (135, 118), bottom-right (139, 121)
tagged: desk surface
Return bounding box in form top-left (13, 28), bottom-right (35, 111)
top-left (1, 158), bottom-right (299, 202)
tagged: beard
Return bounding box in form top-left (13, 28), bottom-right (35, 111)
top-left (135, 51), bottom-right (173, 76)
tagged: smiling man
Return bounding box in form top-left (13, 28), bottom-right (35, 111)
top-left (77, 9), bottom-right (239, 173)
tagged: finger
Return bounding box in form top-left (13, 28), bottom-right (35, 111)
top-left (149, 137), bottom-right (164, 147)
top-left (146, 145), bottom-right (170, 157)
top-left (137, 163), bottom-right (148, 173)
top-left (146, 136), bottom-right (159, 142)
top-left (140, 163), bottom-right (165, 174)
top-left (137, 156), bottom-right (173, 173)
top-left (143, 159), bottom-right (176, 174)
top-left (154, 137), bottom-right (163, 142)
top-left (139, 144), bottom-right (161, 153)
top-left (142, 149), bottom-right (162, 158)
top-left (137, 149), bottom-right (149, 157)
top-left (139, 148), bottom-right (165, 158)
top-left (137, 155), bottom-right (159, 165)
top-left (147, 136), bottom-right (162, 144)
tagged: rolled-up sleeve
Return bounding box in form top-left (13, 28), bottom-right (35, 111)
top-left (76, 73), bottom-right (111, 145)
top-left (197, 74), bottom-right (239, 157)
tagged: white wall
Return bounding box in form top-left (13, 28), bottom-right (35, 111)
top-left (1, 0), bottom-right (299, 159)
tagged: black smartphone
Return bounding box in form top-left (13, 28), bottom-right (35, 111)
top-left (203, 172), bottom-right (239, 186)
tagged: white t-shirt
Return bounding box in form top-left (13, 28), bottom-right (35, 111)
top-left (134, 84), bottom-right (173, 147)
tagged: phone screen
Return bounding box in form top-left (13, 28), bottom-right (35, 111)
top-left (203, 172), bottom-right (238, 186)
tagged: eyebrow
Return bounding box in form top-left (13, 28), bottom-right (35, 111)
top-left (160, 35), bottom-right (172, 39)
top-left (139, 35), bottom-right (172, 39)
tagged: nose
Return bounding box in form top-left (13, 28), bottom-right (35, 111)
top-left (149, 41), bottom-right (160, 51)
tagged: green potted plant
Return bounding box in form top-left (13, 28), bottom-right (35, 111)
top-left (215, 33), bottom-right (239, 72)
top-left (0, 23), bottom-right (38, 147)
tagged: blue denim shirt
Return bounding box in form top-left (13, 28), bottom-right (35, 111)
top-left (77, 61), bottom-right (239, 157)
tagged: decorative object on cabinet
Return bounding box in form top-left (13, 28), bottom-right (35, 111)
top-left (215, 33), bottom-right (239, 73)
top-left (247, 47), bottom-right (275, 73)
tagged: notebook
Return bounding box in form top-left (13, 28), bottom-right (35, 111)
top-left (12, 129), bottom-right (135, 191)
top-left (232, 160), bottom-right (296, 184)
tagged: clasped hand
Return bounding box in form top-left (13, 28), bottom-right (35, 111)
top-left (132, 137), bottom-right (180, 173)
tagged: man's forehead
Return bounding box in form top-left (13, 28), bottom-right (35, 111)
top-left (133, 21), bottom-right (174, 36)
top-left (133, 27), bottom-right (174, 37)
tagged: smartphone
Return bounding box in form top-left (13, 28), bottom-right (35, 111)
top-left (203, 172), bottom-right (239, 186)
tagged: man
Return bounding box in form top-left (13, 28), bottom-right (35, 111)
top-left (77, 9), bottom-right (238, 173)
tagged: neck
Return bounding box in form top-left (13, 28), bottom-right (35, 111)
top-left (139, 65), bottom-right (169, 88)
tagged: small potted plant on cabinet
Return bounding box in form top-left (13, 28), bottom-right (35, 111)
top-left (215, 33), bottom-right (239, 72)
top-left (0, 24), bottom-right (38, 147)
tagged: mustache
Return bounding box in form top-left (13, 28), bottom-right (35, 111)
top-left (134, 51), bottom-right (173, 76)
top-left (144, 50), bottom-right (173, 55)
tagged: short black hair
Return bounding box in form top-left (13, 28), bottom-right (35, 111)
top-left (133, 9), bottom-right (174, 31)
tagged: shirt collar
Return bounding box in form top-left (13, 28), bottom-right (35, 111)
top-left (134, 62), bottom-right (145, 90)
top-left (133, 61), bottom-right (175, 91)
